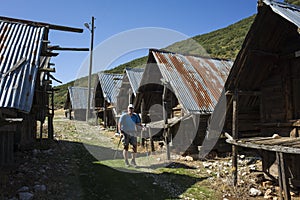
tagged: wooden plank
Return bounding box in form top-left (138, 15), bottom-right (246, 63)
top-left (226, 138), bottom-right (300, 154)
top-left (254, 138), bottom-right (298, 145)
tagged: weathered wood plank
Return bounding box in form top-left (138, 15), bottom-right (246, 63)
top-left (226, 138), bottom-right (300, 154)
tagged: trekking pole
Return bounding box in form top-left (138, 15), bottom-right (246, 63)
top-left (113, 134), bottom-right (123, 159)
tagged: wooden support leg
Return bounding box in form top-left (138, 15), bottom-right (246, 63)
top-left (277, 152), bottom-right (291, 200)
top-left (149, 128), bottom-right (155, 152)
top-left (277, 152), bottom-right (284, 200)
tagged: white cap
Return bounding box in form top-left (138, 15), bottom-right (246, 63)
top-left (128, 104), bottom-right (134, 109)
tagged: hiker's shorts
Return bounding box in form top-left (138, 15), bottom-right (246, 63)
top-left (121, 131), bottom-right (137, 153)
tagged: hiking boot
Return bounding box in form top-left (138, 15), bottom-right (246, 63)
top-left (125, 159), bottom-right (130, 167)
top-left (130, 159), bottom-right (137, 167)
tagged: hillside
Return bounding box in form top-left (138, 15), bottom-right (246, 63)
top-left (104, 15), bottom-right (255, 74)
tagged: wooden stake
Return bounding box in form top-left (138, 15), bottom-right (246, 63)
top-left (232, 90), bottom-right (238, 186)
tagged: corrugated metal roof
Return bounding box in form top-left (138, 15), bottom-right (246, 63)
top-left (125, 67), bottom-right (144, 96)
top-left (0, 20), bottom-right (45, 112)
top-left (151, 50), bottom-right (232, 114)
top-left (68, 86), bottom-right (94, 110)
top-left (263, 0), bottom-right (300, 28)
top-left (98, 72), bottom-right (123, 104)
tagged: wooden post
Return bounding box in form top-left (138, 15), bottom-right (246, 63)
top-left (103, 101), bottom-right (107, 128)
top-left (40, 121), bottom-right (43, 142)
top-left (48, 89), bottom-right (54, 139)
top-left (277, 152), bottom-right (291, 200)
top-left (162, 81), bottom-right (170, 160)
top-left (149, 128), bottom-right (155, 152)
top-left (232, 90), bottom-right (238, 186)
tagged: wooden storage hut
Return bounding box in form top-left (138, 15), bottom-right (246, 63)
top-left (0, 16), bottom-right (84, 165)
top-left (116, 67), bottom-right (144, 114)
top-left (94, 72), bottom-right (122, 128)
top-left (135, 49), bottom-right (232, 155)
top-left (224, 0), bottom-right (300, 198)
top-left (64, 86), bottom-right (94, 121)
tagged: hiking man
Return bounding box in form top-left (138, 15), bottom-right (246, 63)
top-left (118, 104), bottom-right (141, 167)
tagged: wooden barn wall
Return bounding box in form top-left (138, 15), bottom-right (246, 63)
top-left (224, 95), bottom-right (261, 138)
top-left (141, 91), bottom-right (163, 123)
top-left (169, 114), bottom-right (210, 155)
top-left (117, 86), bottom-right (130, 113)
top-left (193, 114), bottom-right (210, 146)
top-left (0, 109), bottom-right (17, 165)
top-left (291, 57), bottom-right (300, 119)
top-left (74, 109), bottom-right (89, 121)
top-left (105, 109), bottom-right (116, 127)
top-left (140, 88), bottom-right (178, 124)
top-left (117, 75), bottom-right (131, 114)
top-left (94, 82), bottom-right (105, 109)
top-left (0, 124), bottom-right (15, 165)
top-left (260, 57), bottom-right (300, 137)
top-left (15, 113), bottom-right (37, 148)
top-left (287, 154), bottom-right (300, 187)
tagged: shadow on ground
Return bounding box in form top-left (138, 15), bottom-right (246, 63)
top-left (61, 140), bottom-right (209, 200)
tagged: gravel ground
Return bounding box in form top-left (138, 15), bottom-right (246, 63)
top-left (1, 111), bottom-right (300, 199)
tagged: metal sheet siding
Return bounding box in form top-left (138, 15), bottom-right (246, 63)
top-left (98, 73), bottom-right (123, 104)
top-left (263, 0), bottom-right (300, 28)
top-left (125, 68), bottom-right (144, 96)
top-left (152, 51), bottom-right (232, 114)
top-left (68, 87), bottom-right (94, 110)
top-left (0, 21), bottom-right (45, 112)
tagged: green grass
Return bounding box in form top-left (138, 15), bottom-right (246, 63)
top-left (70, 143), bottom-right (220, 200)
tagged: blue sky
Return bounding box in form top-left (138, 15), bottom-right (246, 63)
top-left (1, 0), bottom-right (262, 86)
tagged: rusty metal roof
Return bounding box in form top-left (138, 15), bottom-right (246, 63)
top-left (67, 86), bottom-right (94, 110)
top-left (151, 49), bottom-right (232, 114)
top-left (0, 20), bottom-right (45, 112)
top-left (263, 0), bottom-right (300, 28)
top-left (125, 67), bottom-right (144, 96)
top-left (98, 72), bottom-right (123, 104)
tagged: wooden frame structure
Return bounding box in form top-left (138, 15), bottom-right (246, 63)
top-left (224, 1), bottom-right (300, 199)
top-left (0, 16), bottom-right (86, 166)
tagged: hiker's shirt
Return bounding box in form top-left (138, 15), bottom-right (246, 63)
top-left (119, 113), bottom-right (141, 135)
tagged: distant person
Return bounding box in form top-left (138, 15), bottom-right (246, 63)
top-left (118, 104), bottom-right (141, 167)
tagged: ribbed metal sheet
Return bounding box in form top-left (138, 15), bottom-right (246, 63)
top-left (152, 50), bottom-right (232, 114)
top-left (98, 72), bottom-right (123, 104)
top-left (125, 68), bottom-right (144, 96)
top-left (263, 0), bottom-right (300, 28)
top-left (68, 86), bottom-right (94, 109)
top-left (0, 20), bottom-right (45, 112)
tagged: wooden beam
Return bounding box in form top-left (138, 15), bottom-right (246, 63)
top-left (0, 118), bottom-right (23, 126)
top-left (48, 46), bottom-right (89, 51)
top-left (41, 51), bottom-right (59, 57)
top-left (0, 16), bottom-right (83, 33)
top-left (226, 90), bottom-right (261, 96)
top-left (49, 74), bottom-right (62, 84)
top-left (39, 68), bottom-right (55, 72)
